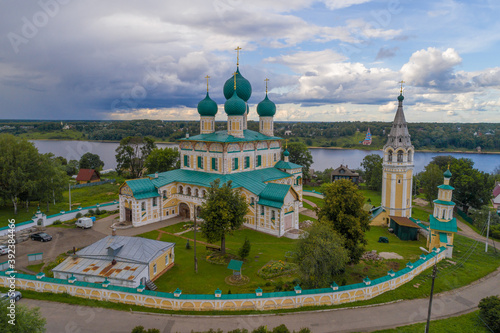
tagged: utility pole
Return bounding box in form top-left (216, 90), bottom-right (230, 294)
top-left (486, 211), bottom-right (491, 253)
top-left (194, 206), bottom-right (198, 273)
top-left (425, 256), bottom-right (438, 333)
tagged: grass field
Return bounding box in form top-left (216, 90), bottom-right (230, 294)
top-left (372, 310), bottom-right (490, 333)
top-left (302, 195), bottom-right (324, 208)
top-left (0, 180), bottom-right (121, 228)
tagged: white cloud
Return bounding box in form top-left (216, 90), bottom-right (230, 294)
top-left (322, 0), bottom-right (372, 10)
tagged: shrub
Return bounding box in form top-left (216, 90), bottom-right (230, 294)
top-left (88, 209), bottom-right (95, 215)
top-left (479, 296), bottom-right (500, 332)
top-left (131, 326), bottom-right (160, 333)
top-left (75, 212), bottom-right (82, 219)
top-left (238, 237), bottom-right (251, 260)
top-left (272, 325), bottom-right (290, 333)
top-left (258, 260), bottom-right (298, 279)
top-left (53, 220), bottom-right (62, 225)
top-left (252, 327), bottom-right (268, 333)
top-left (186, 239), bottom-right (191, 249)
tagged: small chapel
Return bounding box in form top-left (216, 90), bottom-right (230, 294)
top-left (118, 48), bottom-right (303, 237)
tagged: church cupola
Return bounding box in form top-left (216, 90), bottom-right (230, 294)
top-left (257, 78), bottom-right (276, 137)
top-left (225, 71), bottom-right (246, 138)
top-left (223, 47), bottom-right (252, 131)
top-left (198, 75), bottom-right (218, 134)
top-left (381, 81), bottom-right (415, 217)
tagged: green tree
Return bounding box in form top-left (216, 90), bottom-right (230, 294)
top-left (36, 154), bottom-right (68, 212)
top-left (360, 154), bottom-right (383, 191)
top-left (478, 296), bottom-right (500, 333)
top-left (131, 326), bottom-right (160, 333)
top-left (0, 134), bottom-right (40, 215)
top-left (144, 147), bottom-right (180, 174)
top-left (429, 155), bottom-right (456, 170)
top-left (450, 158), bottom-right (494, 213)
top-left (115, 136), bottom-right (156, 178)
top-left (238, 237), bottom-right (251, 260)
top-left (0, 303), bottom-right (46, 333)
top-left (420, 163), bottom-right (443, 206)
top-left (469, 206), bottom-right (500, 232)
top-left (65, 159), bottom-right (80, 176)
top-left (79, 152), bottom-right (104, 170)
top-left (295, 222), bottom-right (349, 288)
top-left (317, 179), bottom-right (371, 264)
top-left (199, 179), bottom-right (248, 254)
top-left (286, 142), bottom-right (313, 178)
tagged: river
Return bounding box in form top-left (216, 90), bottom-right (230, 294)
top-left (31, 140), bottom-right (500, 174)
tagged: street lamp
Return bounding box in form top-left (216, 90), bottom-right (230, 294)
top-left (420, 247), bottom-right (438, 333)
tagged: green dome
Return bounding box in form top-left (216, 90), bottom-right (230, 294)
top-left (197, 92), bottom-right (218, 116)
top-left (398, 94), bottom-right (404, 101)
top-left (444, 169), bottom-right (452, 178)
top-left (257, 94), bottom-right (276, 117)
top-left (224, 90), bottom-right (246, 116)
top-left (283, 149), bottom-right (290, 157)
top-left (223, 68), bottom-right (252, 102)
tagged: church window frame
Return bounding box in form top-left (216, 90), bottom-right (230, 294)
top-left (261, 206), bottom-right (265, 216)
top-left (271, 210), bottom-right (275, 220)
top-left (163, 190), bottom-right (167, 199)
top-left (141, 202), bottom-right (146, 211)
top-left (211, 157), bottom-right (218, 171)
top-left (153, 197), bottom-right (157, 207)
top-left (232, 157), bottom-right (239, 170)
top-left (397, 150), bottom-right (403, 162)
top-left (387, 150), bottom-right (393, 162)
top-left (187, 187), bottom-right (192, 196)
top-left (197, 156), bottom-right (204, 169)
top-left (244, 156), bottom-right (250, 169)
top-left (256, 155), bottom-right (262, 167)
top-left (184, 155), bottom-right (189, 167)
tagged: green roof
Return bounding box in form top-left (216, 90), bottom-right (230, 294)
top-left (439, 232), bottom-right (448, 243)
top-left (197, 92), bottom-right (218, 116)
top-left (126, 179), bottom-right (159, 200)
top-left (257, 198), bottom-right (284, 209)
top-left (223, 67), bottom-right (252, 102)
top-left (180, 129), bottom-right (282, 143)
top-left (227, 259), bottom-right (243, 271)
top-left (438, 184), bottom-right (454, 190)
top-left (274, 160), bottom-right (302, 170)
top-left (433, 199), bottom-right (455, 206)
top-left (444, 169), bottom-right (452, 178)
top-left (257, 94), bottom-right (276, 117)
top-left (370, 206), bottom-right (385, 219)
top-left (429, 215), bottom-right (457, 232)
top-left (149, 167), bottom-right (292, 197)
top-left (259, 183), bottom-right (290, 202)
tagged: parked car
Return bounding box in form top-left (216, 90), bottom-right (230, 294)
top-left (0, 245), bottom-right (8, 255)
top-left (75, 217), bottom-right (93, 229)
top-left (30, 232), bottom-right (52, 242)
top-left (0, 291), bottom-right (22, 302)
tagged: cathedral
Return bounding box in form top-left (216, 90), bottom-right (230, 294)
top-left (118, 50), bottom-right (303, 237)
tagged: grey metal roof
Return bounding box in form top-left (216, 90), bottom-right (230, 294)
top-left (52, 257), bottom-right (148, 281)
top-left (384, 95), bottom-right (413, 149)
top-left (76, 236), bottom-right (175, 265)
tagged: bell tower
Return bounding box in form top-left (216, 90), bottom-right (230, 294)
top-left (381, 82), bottom-right (414, 217)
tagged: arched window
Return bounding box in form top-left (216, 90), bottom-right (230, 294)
top-left (387, 150), bottom-right (393, 162)
top-left (163, 190), bottom-right (167, 199)
top-left (194, 189), bottom-right (199, 197)
top-left (179, 186), bottom-right (183, 194)
top-left (202, 190), bottom-right (206, 197)
top-left (261, 206), bottom-right (265, 215)
top-left (407, 150), bottom-right (412, 162)
top-left (141, 202), bottom-right (146, 211)
top-left (187, 187), bottom-right (192, 196)
top-left (397, 151), bottom-right (403, 162)
top-left (442, 210), bottom-right (446, 220)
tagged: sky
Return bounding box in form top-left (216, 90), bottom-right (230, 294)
top-left (1, 0), bottom-right (500, 123)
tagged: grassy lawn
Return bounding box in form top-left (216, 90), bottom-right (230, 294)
top-left (365, 227), bottom-right (427, 260)
top-left (411, 206), bottom-right (432, 222)
top-left (372, 310), bottom-right (490, 333)
top-left (0, 181), bottom-right (121, 228)
top-left (26, 262), bottom-right (45, 273)
top-left (358, 185), bottom-right (382, 207)
top-left (302, 195), bottom-right (324, 208)
top-left (299, 214), bottom-right (316, 222)
top-left (140, 227), bottom-right (298, 294)
top-left (302, 201), bottom-right (315, 211)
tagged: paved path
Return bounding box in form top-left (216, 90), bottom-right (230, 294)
top-left (300, 198), bottom-right (318, 220)
top-left (456, 219), bottom-right (499, 250)
top-left (93, 214), bottom-right (186, 237)
top-left (21, 266), bottom-right (500, 333)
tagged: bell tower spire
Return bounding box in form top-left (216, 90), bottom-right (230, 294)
top-left (381, 82), bottom-right (414, 217)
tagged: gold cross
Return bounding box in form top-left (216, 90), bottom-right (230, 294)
top-left (264, 78), bottom-right (269, 94)
top-left (233, 71), bottom-right (238, 90)
top-left (399, 80), bottom-right (405, 94)
top-left (205, 75), bottom-right (210, 93)
top-left (235, 46), bottom-right (242, 66)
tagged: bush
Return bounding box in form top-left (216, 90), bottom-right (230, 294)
top-left (479, 296), bottom-right (500, 332)
top-left (272, 325), bottom-right (290, 333)
top-left (75, 212), bottom-right (82, 219)
top-left (88, 209), bottom-right (95, 215)
top-left (131, 326), bottom-right (160, 333)
top-left (186, 239), bottom-right (191, 249)
top-left (258, 260), bottom-right (298, 279)
top-left (53, 220), bottom-right (62, 225)
top-left (238, 237), bottom-right (251, 260)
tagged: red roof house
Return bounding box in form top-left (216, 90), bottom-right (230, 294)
top-left (76, 169), bottom-right (101, 184)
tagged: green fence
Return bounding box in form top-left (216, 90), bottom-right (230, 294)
top-left (456, 208), bottom-right (474, 224)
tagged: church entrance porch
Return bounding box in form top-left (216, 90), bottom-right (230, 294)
top-left (179, 203), bottom-right (190, 219)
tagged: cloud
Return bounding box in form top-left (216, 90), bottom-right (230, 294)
top-left (375, 47), bottom-right (399, 60)
top-left (322, 0), bottom-right (372, 10)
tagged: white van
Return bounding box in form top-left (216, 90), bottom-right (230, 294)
top-left (75, 217), bottom-right (93, 229)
